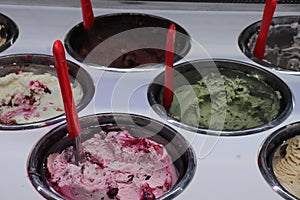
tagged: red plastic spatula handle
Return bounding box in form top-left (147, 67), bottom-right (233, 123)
top-left (53, 40), bottom-right (81, 140)
top-left (80, 0), bottom-right (94, 30)
top-left (163, 24), bottom-right (176, 109)
top-left (253, 0), bottom-right (277, 60)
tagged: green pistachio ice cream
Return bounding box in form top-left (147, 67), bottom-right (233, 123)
top-left (168, 72), bottom-right (282, 131)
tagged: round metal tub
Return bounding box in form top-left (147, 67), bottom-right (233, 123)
top-left (27, 113), bottom-right (196, 200)
top-left (65, 13), bottom-right (191, 72)
top-left (0, 54), bottom-right (94, 130)
top-left (258, 122), bottom-right (300, 200)
top-left (148, 59), bottom-right (293, 136)
top-left (239, 16), bottom-right (300, 74)
top-left (0, 13), bottom-right (18, 53)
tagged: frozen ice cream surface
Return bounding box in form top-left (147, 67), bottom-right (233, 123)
top-left (0, 71), bottom-right (82, 124)
top-left (273, 135), bottom-right (300, 198)
top-left (79, 27), bottom-right (170, 68)
top-left (249, 22), bottom-right (300, 71)
top-left (0, 24), bottom-right (7, 46)
top-left (169, 72), bottom-right (281, 130)
top-left (46, 130), bottom-right (177, 200)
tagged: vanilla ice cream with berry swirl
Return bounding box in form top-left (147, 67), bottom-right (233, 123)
top-left (0, 71), bottom-right (82, 124)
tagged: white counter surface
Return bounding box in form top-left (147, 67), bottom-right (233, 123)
top-left (0, 2), bottom-right (299, 200)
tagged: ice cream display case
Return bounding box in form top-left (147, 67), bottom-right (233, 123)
top-left (0, 0), bottom-right (299, 200)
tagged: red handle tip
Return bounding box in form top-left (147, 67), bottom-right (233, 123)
top-left (80, 0), bottom-right (95, 30)
top-left (52, 40), bottom-right (81, 140)
top-left (253, 0), bottom-right (277, 60)
top-left (163, 24), bottom-right (176, 109)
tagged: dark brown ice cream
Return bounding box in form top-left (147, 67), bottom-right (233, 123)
top-left (0, 13), bottom-right (18, 53)
top-left (65, 13), bottom-right (190, 69)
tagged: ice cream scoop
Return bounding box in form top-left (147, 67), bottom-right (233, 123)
top-left (163, 24), bottom-right (176, 109)
top-left (80, 0), bottom-right (94, 30)
top-left (253, 0), bottom-right (277, 60)
top-left (53, 40), bottom-right (84, 165)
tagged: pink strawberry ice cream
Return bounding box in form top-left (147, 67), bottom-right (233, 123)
top-left (46, 130), bottom-right (177, 200)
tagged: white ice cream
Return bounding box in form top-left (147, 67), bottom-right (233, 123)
top-left (0, 71), bottom-right (82, 124)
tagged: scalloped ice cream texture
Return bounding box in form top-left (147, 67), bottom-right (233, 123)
top-left (273, 135), bottom-right (300, 198)
top-left (0, 71), bottom-right (82, 124)
top-left (47, 130), bottom-right (178, 200)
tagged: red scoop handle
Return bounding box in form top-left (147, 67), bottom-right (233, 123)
top-left (253, 0), bottom-right (277, 60)
top-left (80, 0), bottom-right (94, 30)
top-left (53, 40), bottom-right (81, 139)
top-left (163, 24), bottom-right (176, 109)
